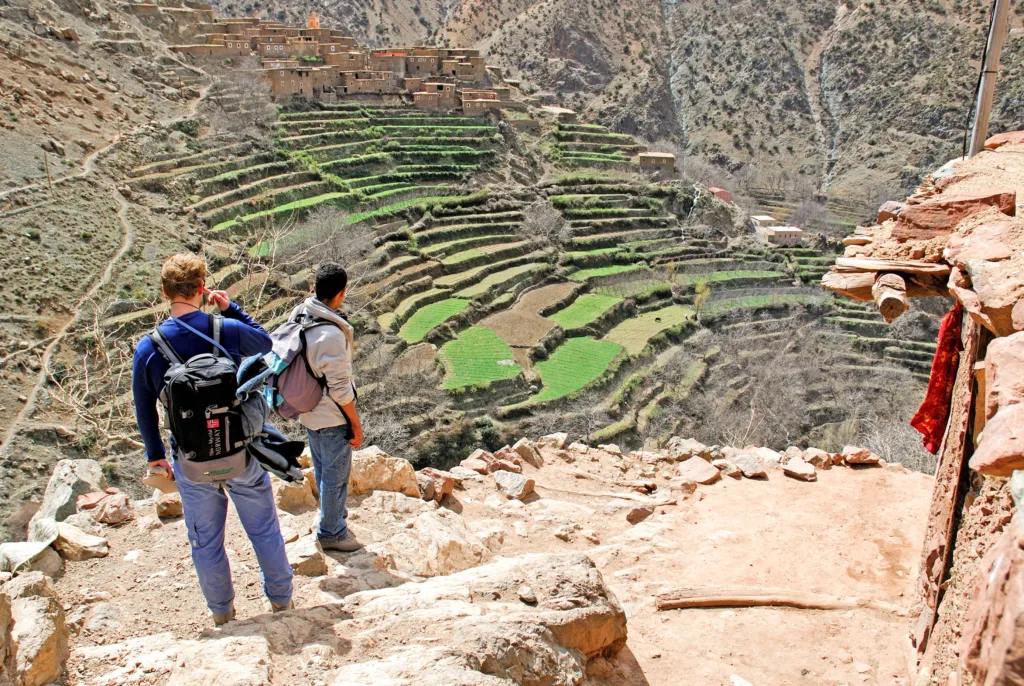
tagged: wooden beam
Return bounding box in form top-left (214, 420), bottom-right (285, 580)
top-left (655, 586), bottom-right (904, 615)
top-left (873, 273), bottom-right (909, 323)
top-left (836, 257), bottom-right (952, 276)
top-left (821, 270), bottom-right (874, 301)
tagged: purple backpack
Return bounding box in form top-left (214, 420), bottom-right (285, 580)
top-left (264, 316), bottom-right (337, 420)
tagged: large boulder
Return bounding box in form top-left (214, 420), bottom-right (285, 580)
top-left (416, 468), bottom-right (455, 503)
top-left (802, 447), bottom-right (833, 470)
top-left (893, 189), bottom-right (1016, 239)
top-left (985, 130), bottom-right (1024, 150)
top-left (0, 542), bottom-right (63, 578)
top-left (10, 594), bottom-right (69, 686)
top-left (379, 508), bottom-right (490, 578)
top-left (675, 457), bottom-right (721, 485)
top-left (349, 446), bottom-right (419, 498)
top-left (167, 635), bottom-right (272, 686)
top-left (877, 200), bottom-right (905, 223)
top-left (969, 405), bottom-right (1024, 477)
top-left (28, 459), bottom-right (106, 535)
top-left (275, 476), bottom-right (318, 515)
top-left (330, 553), bottom-right (627, 683)
top-left (667, 437), bottom-right (709, 461)
top-left (53, 523), bottom-right (108, 561)
top-left (512, 438), bottom-right (543, 467)
top-left (984, 331), bottom-right (1024, 419)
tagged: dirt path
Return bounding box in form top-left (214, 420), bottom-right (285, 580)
top-left (58, 444), bottom-right (933, 685)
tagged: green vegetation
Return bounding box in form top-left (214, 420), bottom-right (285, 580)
top-left (604, 304), bottom-right (693, 355)
top-left (531, 337), bottom-right (623, 402)
top-left (672, 270), bottom-right (782, 286)
top-left (398, 298), bottom-right (471, 344)
top-left (455, 263), bottom-right (543, 298)
top-left (548, 293), bottom-right (622, 329)
top-left (440, 327), bottom-right (522, 390)
top-left (706, 294), bottom-right (815, 314)
top-left (569, 264), bottom-right (647, 281)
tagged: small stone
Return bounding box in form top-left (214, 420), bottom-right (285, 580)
top-left (553, 526), bottom-right (573, 542)
top-left (676, 457), bottom-right (721, 484)
top-left (582, 529), bottom-right (600, 544)
top-left (155, 492), bottom-right (183, 518)
top-left (783, 458), bottom-right (817, 482)
top-left (853, 662), bottom-right (872, 673)
top-left (93, 493), bottom-right (134, 524)
top-left (842, 446), bottom-right (881, 465)
top-left (493, 470), bottom-right (534, 500)
top-left (511, 438), bottom-right (543, 467)
top-left (733, 454), bottom-right (767, 479)
top-left (137, 516), bottom-right (163, 532)
top-left (53, 523), bottom-right (108, 560)
top-left (517, 585), bottom-right (537, 604)
top-left (712, 459), bottom-right (742, 478)
top-left (626, 505), bottom-right (654, 524)
top-left (286, 535), bottom-right (328, 577)
top-left (536, 433), bottom-right (568, 450)
top-left (803, 447), bottom-right (833, 470)
top-left (568, 442), bottom-right (589, 454)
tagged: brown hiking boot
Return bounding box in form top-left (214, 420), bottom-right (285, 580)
top-left (212, 602), bottom-right (235, 627)
top-left (271, 599), bottom-right (294, 613)
top-left (318, 532), bottom-right (363, 553)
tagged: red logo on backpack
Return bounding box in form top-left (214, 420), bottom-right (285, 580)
top-left (207, 419), bottom-right (221, 429)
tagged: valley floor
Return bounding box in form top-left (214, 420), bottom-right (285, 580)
top-left (58, 442), bottom-right (932, 685)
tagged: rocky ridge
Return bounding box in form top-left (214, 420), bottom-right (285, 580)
top-left (0, 432), bottom-right (932, 684)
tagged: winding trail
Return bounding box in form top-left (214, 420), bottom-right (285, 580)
top-left (0, 191), bottom-right (136, 458)
top-left (0, 76), bottom-right (212, 457)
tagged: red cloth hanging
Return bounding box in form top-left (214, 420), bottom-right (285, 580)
top-left (910, 302), bottom-right (964, 454)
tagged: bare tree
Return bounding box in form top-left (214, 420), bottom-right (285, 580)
top-left (519, 200), bottom-right (569, 245)
top-left (202, 58), bottom-right (277, 140)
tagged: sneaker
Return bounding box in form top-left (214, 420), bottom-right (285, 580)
top-left (271, 599), bottom-right (294, 613)
top-left (318, 532), bottom-right (363, 553)
top-left (212, 603), bottom-right (235, 627)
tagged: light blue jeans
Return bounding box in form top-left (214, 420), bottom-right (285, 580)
top-left (306, 425), bottom-right (353, 542)
top-left (172, 456), bottom-right (293, 616)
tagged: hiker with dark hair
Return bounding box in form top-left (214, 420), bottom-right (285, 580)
top-left (284, 261), bottom-right (363, 553)
top-left (131, 253), bottom-right (293, 626)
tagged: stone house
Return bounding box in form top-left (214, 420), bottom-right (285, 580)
top-left (750, 215), bottom-right (776, 228)
top-left (762, 226), bottom-right (804, 246)
top-left (461, 89), bottom-right (501, 115)
top-left (638, 152), bottom-right (676, 175)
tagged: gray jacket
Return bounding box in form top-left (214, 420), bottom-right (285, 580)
top-left (293, 297), bottom-right (357, 431)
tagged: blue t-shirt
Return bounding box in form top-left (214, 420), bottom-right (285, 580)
top-left (131, 303), bottom-right (272, 461)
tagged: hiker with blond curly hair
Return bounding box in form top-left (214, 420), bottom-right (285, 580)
top-left (131, 253), bottom-right (293, 626)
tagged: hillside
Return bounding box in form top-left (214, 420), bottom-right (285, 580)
top-left (205, 0), bottom-right (1024, 205)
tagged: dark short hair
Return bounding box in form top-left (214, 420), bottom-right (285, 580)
top-left (315, 262), bottom-right (348, 302)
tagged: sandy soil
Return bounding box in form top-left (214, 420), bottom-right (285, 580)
top-left (480, 282), bottom-right (578, 348)
top-left (56, 443), bottom-right (933, 685)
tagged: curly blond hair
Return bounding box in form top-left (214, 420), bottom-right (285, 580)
top-left (161, 253), bottom-right (207, 300)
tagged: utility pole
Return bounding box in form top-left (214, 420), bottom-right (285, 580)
top-left (969, 0), bottom-right (1012, 157)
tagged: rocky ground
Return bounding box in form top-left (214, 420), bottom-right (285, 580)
top-left (0, 435), bottom-right (932, 685)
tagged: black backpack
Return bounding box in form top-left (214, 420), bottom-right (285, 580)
top-left (148, 315), bottom-right (254, 481)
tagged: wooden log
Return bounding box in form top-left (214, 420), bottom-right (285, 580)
top-left (655, 586), bottom-right (905, 615)
top-left (873, 273), bottom-right (909, 323)
top-left (821, 270), bottom-right (875, 301)
top-left (835, 257), bottom-right (952, 276)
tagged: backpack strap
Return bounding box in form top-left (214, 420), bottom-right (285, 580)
top-left (149, 327), bottom-right (184, 366)
top-left (169, 315), bottom-right (232, 359)
top-left (210, 314), bottom-right (224, 356)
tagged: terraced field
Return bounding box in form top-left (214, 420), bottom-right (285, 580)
top-left (109, 102), bottom-right (939, 465)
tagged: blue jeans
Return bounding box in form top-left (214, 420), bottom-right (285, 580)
top-left (172, 456), bottom-right (293, 616)
top-left (306, 425), bottom-right (353, 542)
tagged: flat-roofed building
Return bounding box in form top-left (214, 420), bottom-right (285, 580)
top-left (708, 186), bottom-right (732, 203)
top-left (638, 152), bottom-right (676, 175)
top-left (751, 215), bottom-right (777, 228)
top-left (763, 226), bottom-right (804, 246)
